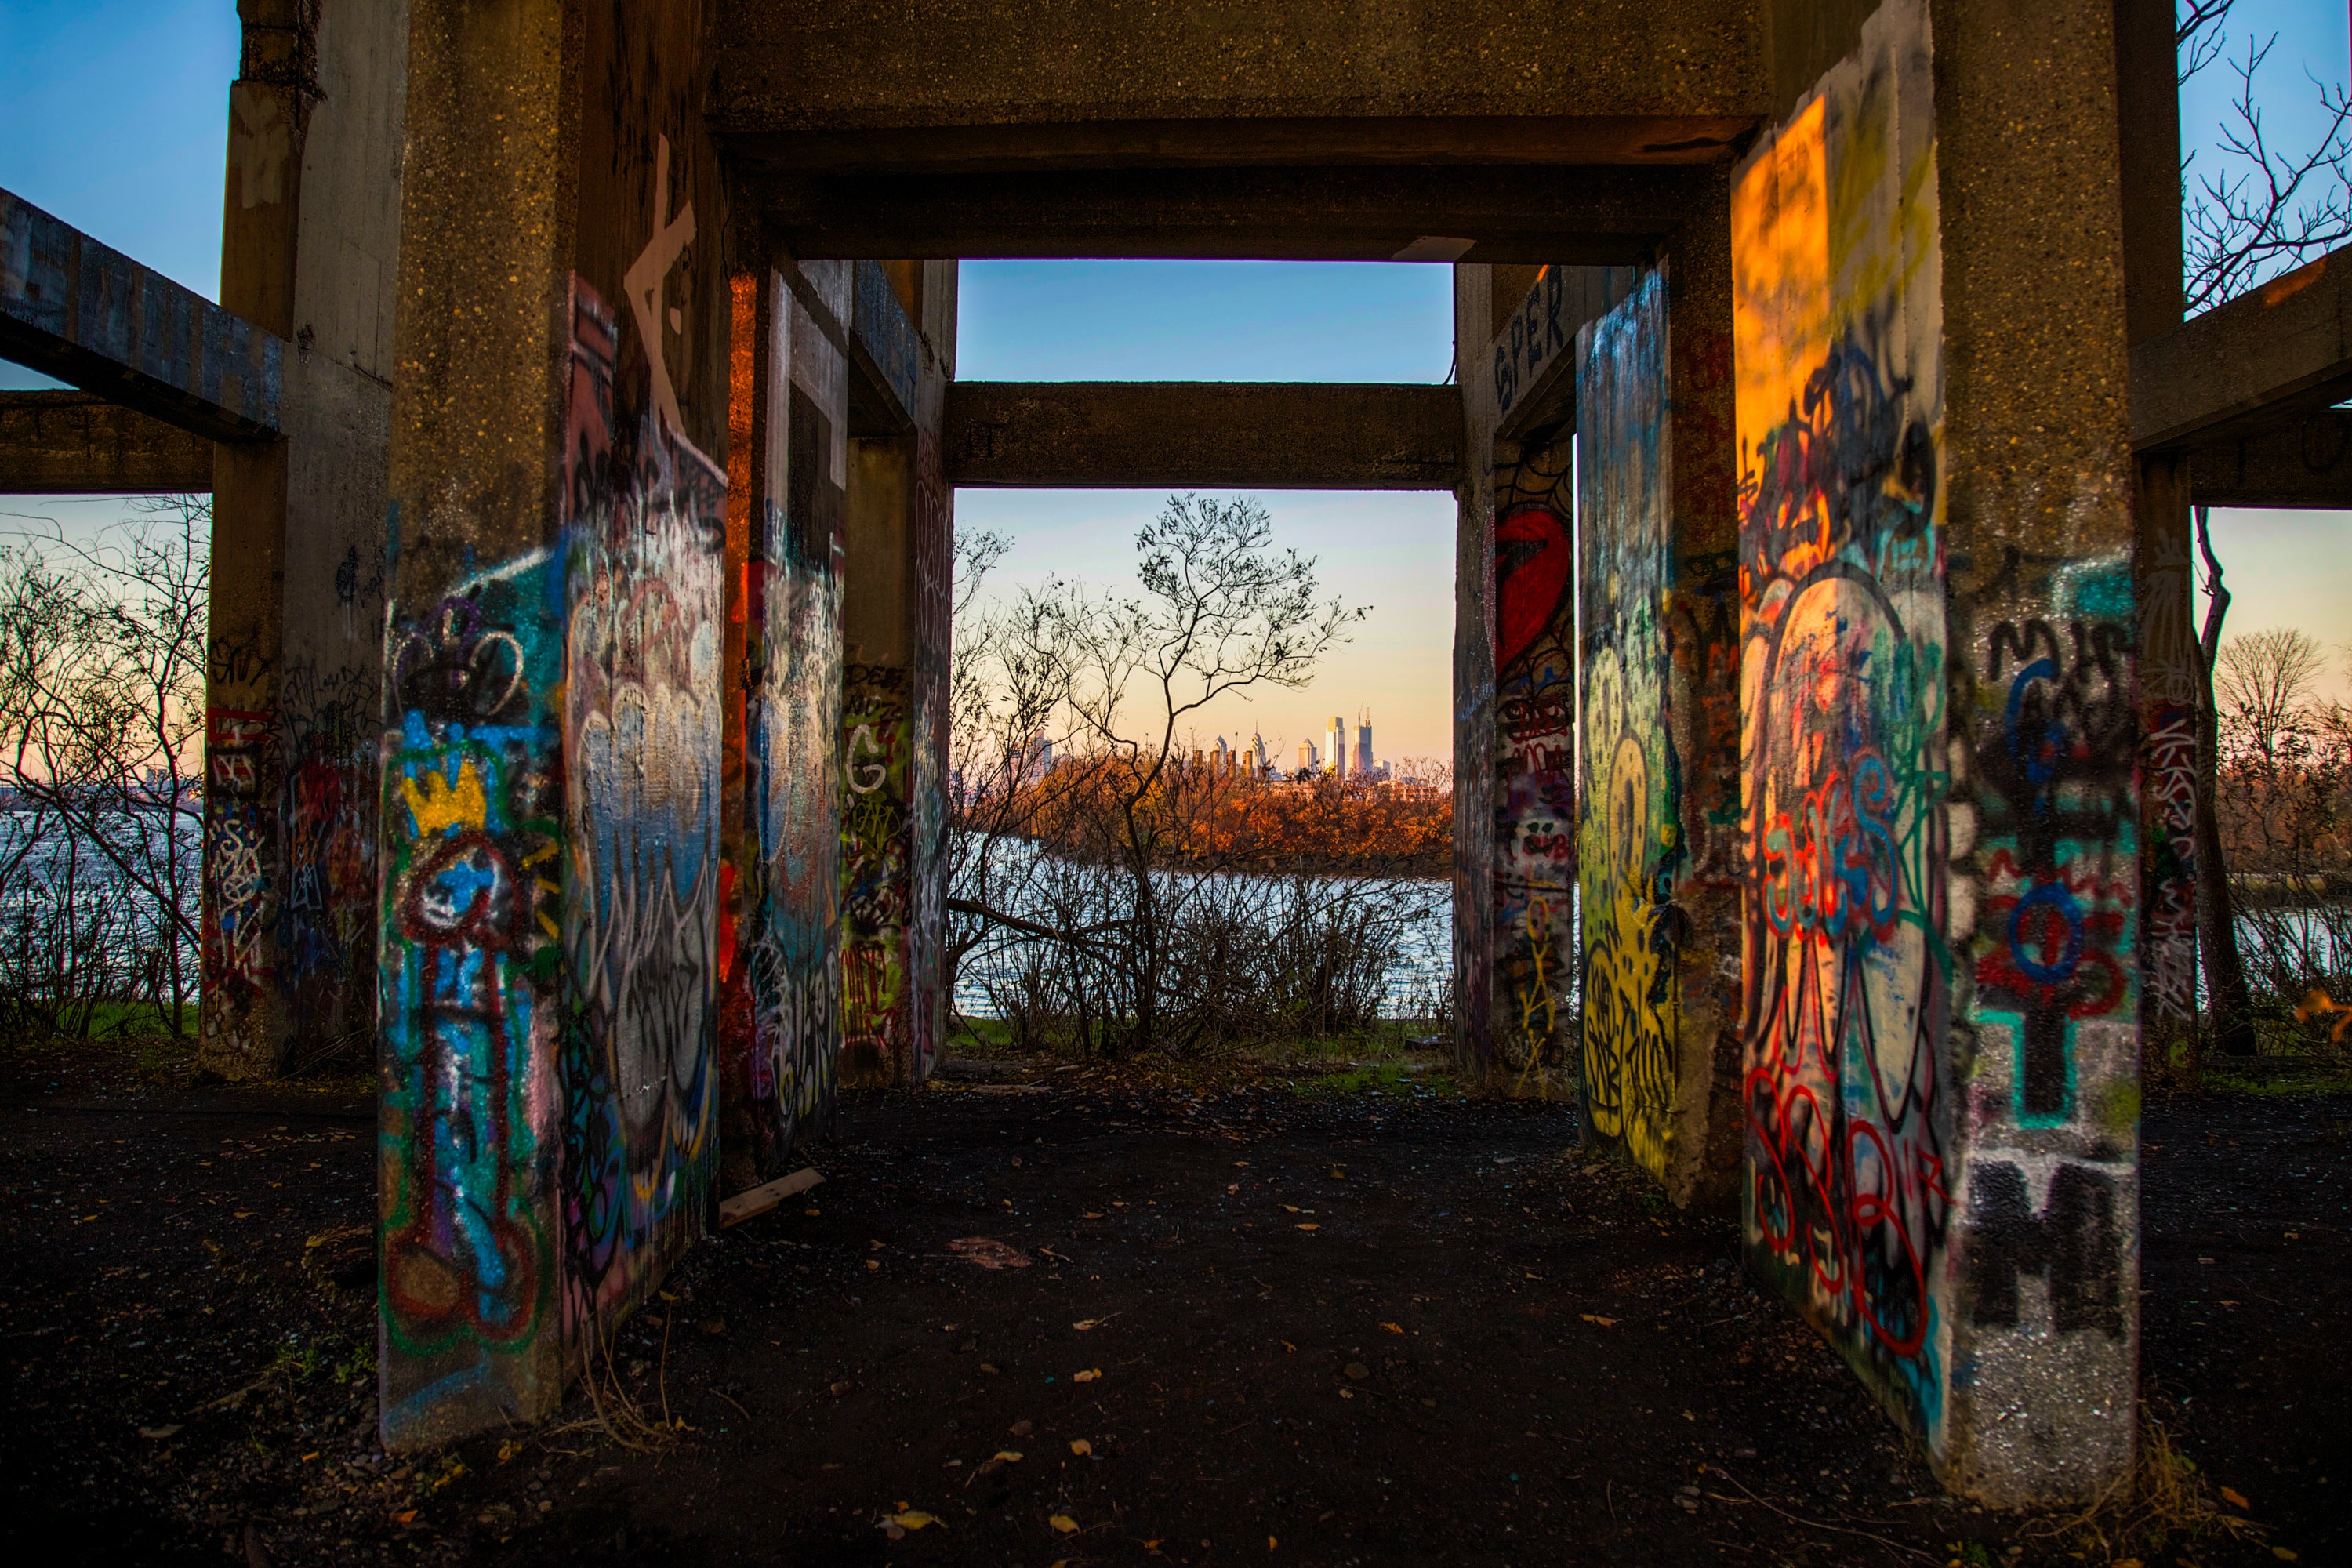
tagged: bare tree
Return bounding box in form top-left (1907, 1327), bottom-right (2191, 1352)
top-left (0, 497), bottom-right (207, 1040)
top-left (2179, 1), bottom-right (2352, 311)
top-left (2216, 625), bottom-right (2327, 764)
top-left (951, 494), bottom-right (1369, 1056)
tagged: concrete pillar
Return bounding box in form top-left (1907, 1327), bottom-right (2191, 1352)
top-left (201, 0), bottom-right (405, 1077)
top-left (1735, 0), bottom-right (2139, 1504)
top-left (2117, 0), bottom-right (2200, 1060)
top-left (840, 260), bottom-right (955, 1089)
top-left (1450, 264), bottom-right (1501, 1082)
top-left (1573, 194), bottom-right (1745, 1207)
top-left (718, 259), bottom-right (851, 1192)
top-left (378, 0), bottom-right (730, 1447)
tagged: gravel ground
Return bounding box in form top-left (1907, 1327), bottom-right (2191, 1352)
top-left (2, 1042), bottom-right (2342, 1567)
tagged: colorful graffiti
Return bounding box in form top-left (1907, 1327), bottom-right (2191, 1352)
top-left (378, 551), bottom-right (564, 1437)
top-left (557, 281), bottom-right (724, 1328)
top-left (202, 704), bottom-right (278, 1026)
top-left (278, 671), bottom-right (379, 1047)
top-left (1733, 13), bottom-right (1956, 1440)
top-left (841, 661), bottom-right (912, 1083)
top-left (1491, 432), bottom-right (1577, 1078)
top-left (746, 365), bottom-right (847, 1166)
top-left (1577, 268), bottom-right (1679, 1176)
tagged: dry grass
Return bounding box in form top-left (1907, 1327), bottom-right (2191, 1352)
top-left (2020, 1406), bottom-right (2268, 1565)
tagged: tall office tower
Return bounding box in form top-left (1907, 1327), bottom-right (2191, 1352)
top-left (1213, 735), bottom-right (1231, 777)
top-left (1298, 739), bottom-right (1317, 772)
top-left (1251, 732), bottom-right (1269, 775)
top-left (1326, 716), bottom-right (1346, 779)
top-left (1355, 708), bottom-right (1374, 776)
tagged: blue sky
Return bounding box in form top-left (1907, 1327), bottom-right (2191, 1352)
top-left (4, 2), bottom-right (2351, 740)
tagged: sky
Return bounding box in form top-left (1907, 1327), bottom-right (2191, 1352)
top-left (3, 2), bottom-right (2351, 737)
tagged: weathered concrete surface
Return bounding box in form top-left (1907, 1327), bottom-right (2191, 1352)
top-left (1572, 203), bottom-right (1743, 1213)
top-left (840, 260), bottom-right (953, 1091)
top-left (201, 0), bottom-right (407, 1081)
top-left (713, 1), bottom-right (1766, 162)
top-left (379, 0), bottom-right (738, 1450)
top-left (0, 390), bottom-right (212, 493)
top-left (0, 187), bottom-right (281, 442)
top-left (2131, 244), bottom-right (2352, 449)
top-left (2114, 0), bottom-right (2199, 1065)
top-left (946, 381), bottom-right (1461, 490)
top-left (1732, 0), bottom-right (2140, 1508)
top-left (2189, 410), bottom-right (2352, 506)
top-left (763, 164), bottom-right (1730, 263)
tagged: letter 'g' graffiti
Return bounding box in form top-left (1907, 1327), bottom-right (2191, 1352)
top-left (1963, 1160), bottom-right (2123, 1338)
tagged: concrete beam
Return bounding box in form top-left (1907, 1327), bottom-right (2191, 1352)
top-left (759, 165), bottom-right (1715, 263)
top-left (2189, 410), bottom-right (2352, 508)
top-left (942, 381), bottom-right (1461, 490)
top-left (0, 390), bottom-right (212, 493)
top-left (0, 188), bottom-right (281, 444)
top-left (710, 2), bottom-right (1764, 159)
top-left (2132, 245), bottom-right (2352, 449)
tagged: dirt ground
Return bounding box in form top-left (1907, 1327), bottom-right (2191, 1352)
top-left (1, 1042), bottom-right (2343, 1568)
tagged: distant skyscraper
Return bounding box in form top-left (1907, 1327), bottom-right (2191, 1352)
top-left (1251, 731), bottom-right (1269, 775)
top-left (1326, 715), bottom-right (1346, 779)
top-left (1355, 707), bottom-right (1374, 776)
top-left (1298, 739), bottom-right (1317, 772)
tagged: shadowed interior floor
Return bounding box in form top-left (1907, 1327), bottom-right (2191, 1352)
top-left (0, 1044), bottom-right (2341, 1566)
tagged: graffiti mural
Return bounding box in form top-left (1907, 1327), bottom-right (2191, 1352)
top-left (909, 424), bottom-right (952, 1084)
top-left (1492, 430), bottom-right (1577, 1080)
top-left (1733, 4), bottom-right (1956, 1441)
top-left (841, 662), bottom-right (912, 1084)
top-left (203, 704), bottom-right (278, 1031)
top-left (742, 351), bottom-right (848, 1178)
top-left (1577, 268), bottom-right (1679, 1178)
top-left (279, 668), bottom-right (379, 1049)
top-left (557, 281), bottom-right (725, 1328)
top-left (378, 552), bottom-right (565, 1437)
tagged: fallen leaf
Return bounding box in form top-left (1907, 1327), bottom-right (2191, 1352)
top-left (830, 1379), bottom-right (855, 1396)
top-left (1011, 1420), bottom-right (1034, 1436)
top-left (993, 1450), bottom-right (1023, 1462)
top-left (1283, 1204), bottom-right (1301, 1213)
top-left (1344, 1362), bottom-right (1370, 1381)
top-left (1072, 1316), bottom-right (1116, 1331)
top-left (1296, 1223), bottom-right (1319, 1232)
top-left (136, 1425), bottom-right (181, 1440)
top-left (1073, 1368), bottom-right (1102, 1383)
top-left (1269, 1536), bottom-right (1279, 1551)
top-left (2274, 1548), bottom-right (2299, 1562)
top-left (1049, 1514), bottom-right (1080, 1534)
top-left (1069, 1439), bottom-right (1093, 1456)
top-left (1580, 1314), bottom-right (1618, 1327)
top-left (1380, 1323), bottom-right (1404, 1334)
top-left (888, 1511), bottom-right (940, 1530)
top-left (1083, 1211), bottom-right (1103, 1219)
top-left (948, 1236), bottom-right (1032, 1270)
top-left (2221, 1486), bottom-right (2251, 1509)
top-left (394, 1511), bottom-right (416, 1524)
top-left (865, 1259), bottom-right (881, 1270)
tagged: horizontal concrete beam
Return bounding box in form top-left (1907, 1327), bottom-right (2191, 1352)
top-left (710, 2), bottom-right (1764, 154)
top-left (2132, 245), bottom-right (2352, 450)
top-left (0, 390), bottom-right (213, 493)
top-left (2189, 409), bottom-right (2352, 509)
top-left (944, 381), bottom-right (1461, 490)
top-left (1, 189), bottom-right (281, 443)
top-left (757, 165), bottom-right (1711, 263)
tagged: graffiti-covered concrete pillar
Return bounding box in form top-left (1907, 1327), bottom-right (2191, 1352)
top-left (840, 260), bottom-right (955, 1089)
top-left (717, 259), bottom-right (851, 1195)
top-left (201, 0), bottom-right (405, 1076)
top-left (1457, 262), bottom-right (1638, 1095)
top-left (1735, 0), bottom-right (2140, 1506)
top-left (1573, 196), bottom-right (1745, 1208)
top-left (378, 0), bottom-right (730, 1447)
top-left (2117, 0), bottom-right (2199, 1066)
